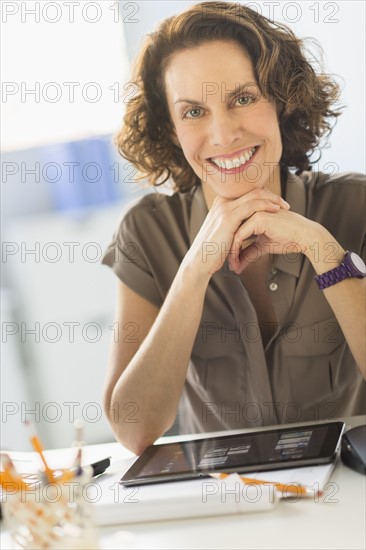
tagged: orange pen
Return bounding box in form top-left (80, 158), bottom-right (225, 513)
top-left (0, 454), bottom-right (32, 491)
top-left (213, 472), bottom-right (321, 497)
top-left (0, 472), bottom-right (33, 492)
top-left (24, 421), bottom-right (54, 482)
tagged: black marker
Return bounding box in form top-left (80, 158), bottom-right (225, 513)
top-left (89, 456), bottom-right (111, 477)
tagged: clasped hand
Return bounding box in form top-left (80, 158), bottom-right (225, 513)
top-left (185, 187), bottom-right (318, 278)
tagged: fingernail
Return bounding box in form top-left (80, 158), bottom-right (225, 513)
top-left (282, 199), bottom-right (290, 209)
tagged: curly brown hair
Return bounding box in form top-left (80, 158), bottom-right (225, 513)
top-left (115, 1), bottom-right (342, 193)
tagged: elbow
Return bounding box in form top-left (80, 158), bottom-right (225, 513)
top-left (112, 426), bottom-right (160, 456)
top-left (103, 388), bottom-right (114, 426)
top-left (124, 417), bottom-right (176, 456)
top-left (124, 437), bottom-right (156, 457)
top-left (103, 394), bottom-right (162, 456)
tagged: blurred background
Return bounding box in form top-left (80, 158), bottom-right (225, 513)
top-left (1, 1), bottom-right (365, 450)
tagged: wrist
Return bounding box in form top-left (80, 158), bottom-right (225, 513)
top-left (177, 259), bottom-right (211, 289)
top-left (303, 223), bottom-right (345, 275)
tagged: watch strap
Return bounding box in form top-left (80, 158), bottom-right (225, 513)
top-left (314, 263), bottom-right (351, 290)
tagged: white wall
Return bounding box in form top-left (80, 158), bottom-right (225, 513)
top-left (1, 0), bottom-right (129, 151)
top-left (1, 0), bottom-right (133, 449)
top-left (2, 206), bottom-right (124, 449)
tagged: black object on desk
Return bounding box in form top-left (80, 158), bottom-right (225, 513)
top-left (90, 457), bottom-right (111, 476)
top-left (341, 425), bottom-right (366, 475)
top-left (121, 421), bottom-right (345, 486)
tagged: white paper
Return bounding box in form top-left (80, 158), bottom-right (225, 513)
top-left (92, 469), bottom-right (278, 526)
top-left (238, 461), bottom-right (337, 492)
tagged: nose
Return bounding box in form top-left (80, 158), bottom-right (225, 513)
top-left (208, 110), bottom-right (243, 148)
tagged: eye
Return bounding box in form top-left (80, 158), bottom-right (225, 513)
top-left (235, 95), bottom-right (255, 106)
top-left (181, 107), bottom-right (203, 119)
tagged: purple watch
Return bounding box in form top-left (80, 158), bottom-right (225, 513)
top-left (314, 251), bottom-right (366, 290)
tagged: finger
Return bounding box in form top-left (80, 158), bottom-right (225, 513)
top-left (233, 187), bottom-right (290, 210)
top-left (240, 235), bottom-right (258, 250)
top-left (216, 188), bottom-right (290, 216)
top-left (228, 241), bottom-right (260, 274)
top-left (230, 197), bottom-right (286, 226)
top-left (236, 243), bottom-right (260, 273)
top-left (222, 200), bottom-right (279, 235)
top-left (235, 211), bottom-right (269, 244)
top-left (228, 233), bottom-right (259, 271)
top-left (228, 241), bottom-right (241, 271)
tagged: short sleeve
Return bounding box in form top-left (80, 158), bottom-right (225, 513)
top-left (101, 204), bottom-right (162, 308)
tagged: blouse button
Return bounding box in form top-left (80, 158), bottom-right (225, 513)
top-left (271, 267), bottom-right (278, 275)
top-left (269, 282), bottom-right (278, 292)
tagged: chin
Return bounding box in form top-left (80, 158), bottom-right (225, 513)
top-left (218, 189), bottom-right (245, 199)
top-left (213, 181), bottom-right (261, 198)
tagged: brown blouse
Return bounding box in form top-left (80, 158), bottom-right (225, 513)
top-left (101, 170), bottom-right (366, 434)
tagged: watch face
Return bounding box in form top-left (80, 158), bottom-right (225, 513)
top-left (349, 252), bottom-right (366, 274)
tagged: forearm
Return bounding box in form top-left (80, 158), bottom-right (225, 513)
top-left (107, 189), bottom-right (291, 453)
top-left (109, 266), bottom-right (210, 454)
top-left (304, 223), bottom-right (366, 378)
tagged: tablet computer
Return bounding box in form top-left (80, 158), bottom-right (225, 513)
top-left (120, 421), bottom-right (345, 486)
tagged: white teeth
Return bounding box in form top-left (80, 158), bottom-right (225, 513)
top-left (211, 147), bottom-right (256, 169)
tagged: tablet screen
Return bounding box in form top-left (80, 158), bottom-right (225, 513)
top-left (121, 421), bottom-right (345, 486)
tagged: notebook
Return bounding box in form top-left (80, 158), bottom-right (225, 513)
top-left (90, 457), bottom-right (337, 526)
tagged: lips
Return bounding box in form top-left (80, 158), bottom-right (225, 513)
top-left (206, 146), bottom-right (259, 173)
top-left (209, 145), bottom-right (259, 162)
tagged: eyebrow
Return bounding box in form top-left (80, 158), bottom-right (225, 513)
top-left (174, 82), bottom-right (256, 105)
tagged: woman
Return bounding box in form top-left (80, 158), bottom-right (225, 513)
top-left (101, 1), bottom-right (366, 454)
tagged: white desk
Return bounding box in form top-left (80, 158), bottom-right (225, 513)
top-left (2, 416), bottom-right (365, 550)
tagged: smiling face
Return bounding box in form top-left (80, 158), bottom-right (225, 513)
top-left (164, 40), bottom-right (283, 207)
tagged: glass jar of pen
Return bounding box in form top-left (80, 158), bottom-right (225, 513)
top-left (1, 421), bottom-right (100, 550)
top-left (2, 466), bottom-right (100, 550)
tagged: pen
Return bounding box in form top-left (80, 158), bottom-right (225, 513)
top-left (1, 453), bottom-right (19, 480)
top-left (72, 419), bottom-right (84, 471)
top-left (0, 454), bottom-right (33, 492)
top-left (59, 419), bottom-right (85, 482)
top-left (24, 421), bottom-right (54, 482)
top-left (58, 457), bottom-right (111, 482)
top-left (1, 457), bottom-right (111, 489)
top-left (213, 472), bottom-right (320, 497)
top-left (0, 472), bottom-right (32, 492)
top-left (89, 456), bottom-right (111, 476)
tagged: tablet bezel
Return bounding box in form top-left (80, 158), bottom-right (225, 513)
top-left (120, 421), bottom-right (345, 486)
